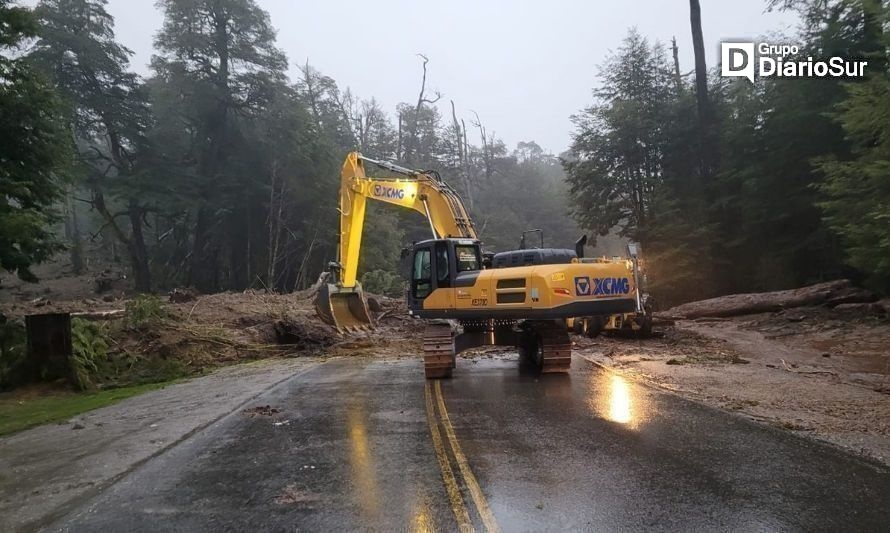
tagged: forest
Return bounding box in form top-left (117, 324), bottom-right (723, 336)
top-left (2, 0), bottom-right (889, 307)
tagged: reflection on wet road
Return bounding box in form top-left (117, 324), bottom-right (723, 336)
top-left (57, 356), bottom-right (890, 532)
top-left (588, 372), bottom-right (649, 428)
top-left (346, 400), bottom-right (381, 522)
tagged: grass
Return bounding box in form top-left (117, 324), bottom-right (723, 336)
top-left (0, 381), bottom-right (175, 437)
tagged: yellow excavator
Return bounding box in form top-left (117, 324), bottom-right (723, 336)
top-left (315, 152), bottom-right (642, 378)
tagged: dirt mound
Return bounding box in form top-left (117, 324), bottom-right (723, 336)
top-left (2, 288), bottom-right (423, 387)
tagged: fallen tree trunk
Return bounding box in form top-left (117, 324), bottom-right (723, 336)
top-left (71, 309), bottom-right (126, 321)
top-left (660, 280), bottom-right (873, 319)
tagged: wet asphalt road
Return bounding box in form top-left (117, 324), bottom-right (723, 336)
top-left (57, 356), bottom-right (890, 532)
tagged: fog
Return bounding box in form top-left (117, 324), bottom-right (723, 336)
top-left (79, 0), bottom-right (797, 152)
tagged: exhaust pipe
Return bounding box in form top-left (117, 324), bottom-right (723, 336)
top-left (575, 234), bottom-right (588, 259)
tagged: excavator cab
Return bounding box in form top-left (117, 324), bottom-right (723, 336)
top-left (406, 239), bottom-right (483, 314)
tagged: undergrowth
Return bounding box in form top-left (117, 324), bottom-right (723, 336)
top-left (71, 318), bottom-right (109, 390)
top-left (126, 294), bottom-right (170, 328)
top-left (0, 317), bottom-right (27, 390)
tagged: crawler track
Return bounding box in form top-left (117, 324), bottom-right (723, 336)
top-left (424, 322), bottom-right (455, 379)
top-left (538, 321), bottom-right (572, 373)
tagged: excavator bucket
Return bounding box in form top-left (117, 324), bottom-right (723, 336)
top-left (314, 281), bottom-right (374, 332)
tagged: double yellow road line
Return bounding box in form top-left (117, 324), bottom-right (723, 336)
top-left (425, 381), bottom-right (500, 533)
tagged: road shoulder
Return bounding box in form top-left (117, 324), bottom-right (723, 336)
top-left (574, 320), bottom-right (890, 466)
top-left (0, 357), bottom-right (319, 531)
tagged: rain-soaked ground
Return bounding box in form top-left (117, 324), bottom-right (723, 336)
top-left (54, 356), bottom-right (890, 532)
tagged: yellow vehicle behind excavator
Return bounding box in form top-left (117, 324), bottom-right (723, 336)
top-left (567, 242), bottom-right (654, 338)
top-left (315, 152), bottom-right (644, 378)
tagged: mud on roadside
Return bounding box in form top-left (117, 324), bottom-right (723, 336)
top-left (575, 308), bottom-right (890, 465)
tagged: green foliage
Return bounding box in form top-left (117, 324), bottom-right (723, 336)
top-left (0, 318), bottom-right (27, 390)
top-left (70, 318), bottom-right (109, 391)
top-left (32, 0), bottom-right (155, 292)
top-left (12, 0), bottom-right (886, 308)
top-left (568, 3), bottom-right (890, 302)
top-left (0, 381), bottom-right (173, 436)
top-left (0, 0), bottom-right (71, 282)
top-left (564, 29), bottom-right (675, 238)
top-left (126, 294), bottom-right (169, 328)
top-left (361, 270), bottom-right (405, 298)
top-left (818, 75), bottom-right (890, 291)
top-left (564, 29), bottom-right (715, 303)
top-left (359, 205), bottom-right (406, 275)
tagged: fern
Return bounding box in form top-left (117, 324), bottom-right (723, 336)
top-left (126, 294), bottom-right (169, 328)
top-left (70, 318), bottom-right (109, 391)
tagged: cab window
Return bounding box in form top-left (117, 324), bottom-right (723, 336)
top-left (455, 245), bottom-right (481, 272)
top-left (436, 242), bottom-right (451, 287)
top-left (413, 249), bottom-right (432, 299)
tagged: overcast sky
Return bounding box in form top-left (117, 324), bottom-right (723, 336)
top-left (57, 1), bottom-right (798, 153)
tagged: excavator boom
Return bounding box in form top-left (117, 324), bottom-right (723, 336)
top-left (315, 152), bottom-right (476, 331)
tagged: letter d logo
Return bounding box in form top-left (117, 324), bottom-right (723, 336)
top-left (721, 42), bottom-right (755, 83)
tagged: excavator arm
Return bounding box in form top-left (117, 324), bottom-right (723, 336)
top-left (337, 152), bottom-right (476, 287)
top-left (316, 152), bottom-right (476, 330)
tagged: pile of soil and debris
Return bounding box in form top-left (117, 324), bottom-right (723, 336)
top-left (1, 288), bottom-right (425, 373)
top-left (579, 280), bottom-right (890, 464)
top-left (0, 260), bottom-right (130, 306)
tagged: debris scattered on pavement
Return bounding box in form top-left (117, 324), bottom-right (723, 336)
top-left (274, 484), bottom-right (318, 505)
top-left (243, 405), bottom-right (281, 417)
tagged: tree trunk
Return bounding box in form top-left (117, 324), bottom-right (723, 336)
top-left (689, 0), bottom-right (715, 179)
top-left (64, 186), bottom-right (84, 274)
top-left (396, 112), bottom-right (403, 161)
top-left (127, 200), bottom-right (151, 293)
top-left (189, 207), bottom-right (216, 293)
top-left (186, 7), bottom-right (233, 293)
top-left (671, 37), bottom-right (683, 94)
top-left (661, 280), bottom-right (867, 319)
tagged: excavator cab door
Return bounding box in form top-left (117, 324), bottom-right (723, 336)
top-left (408, 243), bottom-right (435, 313)
top-left (407, 239), bottom-right (480, 315)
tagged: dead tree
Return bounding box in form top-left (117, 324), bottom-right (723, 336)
top-left (266, 161), bottom-right (287, 290)
top-left (671, 37), bottom-right (684, 94)
top-left (301, 59), bottom-right (321, 125)
top-left (450, 101), bottom-right (476, 210)
top-left (450, 100), bottom-right (464, 168)
top-left (471, 111), bottom-right (493, 180)
top-left (404, 54), bottom-right (442, 164)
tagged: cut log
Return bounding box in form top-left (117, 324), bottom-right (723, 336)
top-left (833, 302), bottom-right (884, 315)
top-left (71, 309), bottom-right (126, 321)
top-left (824, 286), bottom-right (877, 307)
top-left (663, 280), bottom-right (855, 319)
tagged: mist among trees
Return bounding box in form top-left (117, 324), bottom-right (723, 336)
top-left (566, 0), bottom-right (890, 303)
top-left (1, 0), bottom-right (888, 305)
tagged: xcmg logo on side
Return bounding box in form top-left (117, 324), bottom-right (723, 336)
top-left (373, 185), bottom-right (406, 200)
top-left (575, 277), bottom-right (631, 297)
